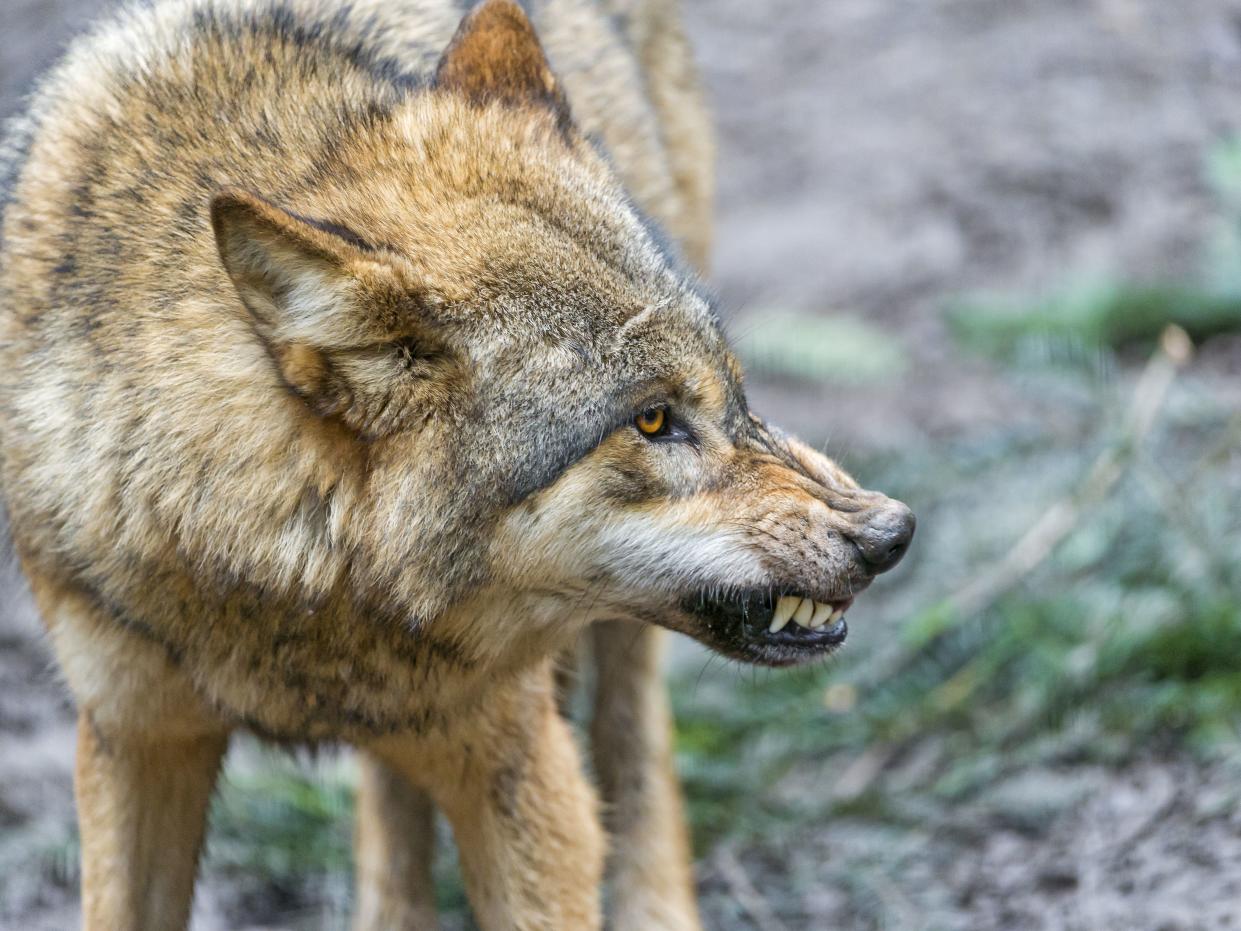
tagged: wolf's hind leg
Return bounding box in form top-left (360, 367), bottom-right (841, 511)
top-left (352, 751), bottom-right (441, 930)
top-left (592, 621), bottom-right (701, 930)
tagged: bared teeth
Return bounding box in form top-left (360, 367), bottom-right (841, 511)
top-left (793, 598), bottom-right (814, 627)
top-left (769, 595), bottom-right (800, 633)
top-left (810, 601), bottom-right (832, 628)
top-left (769, 595), bottom-right (850, 634)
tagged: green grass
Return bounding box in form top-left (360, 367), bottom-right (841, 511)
top-left (202, 750), bottom-right (473, 927)
top-left (208, 758), bottom-right (355, 879)
top-left (947, 282), bottom-right (1241, 363)
top-left (734, 311), bottom-right (908, 383)
top-left (947, 136), bottom-right (1241, 364)
top-left (203, 754), bottom-right (355, 926)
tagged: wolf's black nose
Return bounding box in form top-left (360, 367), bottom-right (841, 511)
top-left (852, 502), bottom-right (916, 574)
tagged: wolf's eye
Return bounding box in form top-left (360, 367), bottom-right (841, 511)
top-left (635, 406), bottom-right (668, 437)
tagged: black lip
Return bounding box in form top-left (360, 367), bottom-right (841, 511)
top-left (678, 589), bottom-right (850, 667)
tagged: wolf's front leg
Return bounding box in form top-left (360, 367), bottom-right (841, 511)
top-left (373, 668), bottom-right (604, 931)
top-left (75, 712), bottom-right (228, 931)
top-left (591, 622), bottom-right (702, 930)
top-left (352, 752), bottom-right (440, 931)
top-left (26, 572), bottom-right (230, 931)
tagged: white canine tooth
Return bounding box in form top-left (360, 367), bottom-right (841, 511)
top-left (829, 607), bottom-right (845, 623)
top-left (810, 601), bottom-right (832, 628)
top-left (769, 595), bottom-right (798, 633)
top-left (793, 598), bottom-right (814, 627)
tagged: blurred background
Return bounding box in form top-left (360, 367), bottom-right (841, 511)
top-left (4, 0), bottom-right (1241, 928)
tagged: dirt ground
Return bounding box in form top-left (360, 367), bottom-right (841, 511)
top-left (685, 0), bottom-right (1241, 450)
top-left (4, 0), bottom-right (1241, 928)
top-left (691, 759), bottom-right (1241, 931)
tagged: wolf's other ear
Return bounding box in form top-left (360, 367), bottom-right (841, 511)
top-left (434, 0), bottom-right (571, 126)
top-left (211, 189), bottom-right (450, 437)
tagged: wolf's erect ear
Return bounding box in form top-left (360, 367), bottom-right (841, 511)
top-left (434, 0), bottom-right (571, 125)
top-left (211, 188), bottom-right (398, 346)
top-left (211, 189), bottom-right (450, 437)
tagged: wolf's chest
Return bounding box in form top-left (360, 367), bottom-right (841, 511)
top-left (118, 579), bottom-right (483, 741)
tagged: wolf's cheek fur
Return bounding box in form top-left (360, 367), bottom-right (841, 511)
top-left (490, 429), bottom-right (855, 601)
top-left (488, 418), bottom-right (913, 666)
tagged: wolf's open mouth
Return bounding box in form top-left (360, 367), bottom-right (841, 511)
top-left (679, 589), bottom-right (853, 666)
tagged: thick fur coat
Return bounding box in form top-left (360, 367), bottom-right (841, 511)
top-left (0, 1), bottom-right (913, 927)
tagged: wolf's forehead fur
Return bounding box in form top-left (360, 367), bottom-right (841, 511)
top-left (310, 97), bottom-right (738, 502)
top-left (297, 105), bottom-right (724, 503)
top-left (330, 95), bottom-right (715, 336)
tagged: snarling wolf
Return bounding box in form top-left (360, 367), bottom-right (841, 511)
top-left (0, 0), bottom-right (914, 927)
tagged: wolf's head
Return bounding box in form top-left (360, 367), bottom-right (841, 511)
top-left (210, 0), bottom-right (913, 669)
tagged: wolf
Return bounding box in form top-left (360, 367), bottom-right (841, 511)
top-left (0, 0), bottom-right (915, 928)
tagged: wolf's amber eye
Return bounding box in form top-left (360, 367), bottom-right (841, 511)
top-left (635, 406), bottom-right (667, 437)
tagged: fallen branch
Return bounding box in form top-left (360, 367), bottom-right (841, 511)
top-left (947, 324), bottom-right (1192, 619)
top-left (713, 846), bottom-right (791, 931)
top-left (859, 325), bottom-right (1194, 703)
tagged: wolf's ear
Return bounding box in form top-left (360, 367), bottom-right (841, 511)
top-left (434, 0), bottom-right (570, 125)
top-left (211, 189), bottom-right (449, 437)
top-left (211, 188), bottom-right (381, 342)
